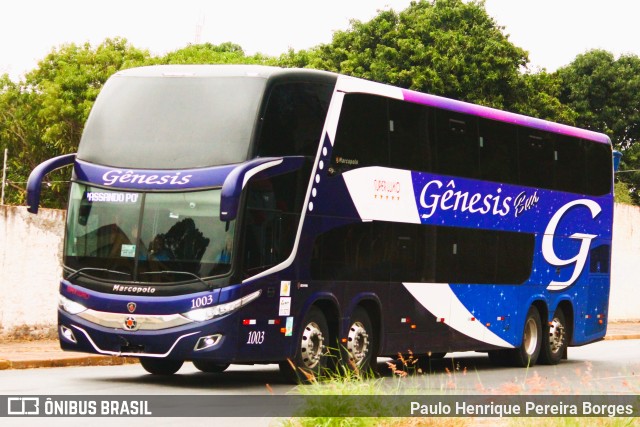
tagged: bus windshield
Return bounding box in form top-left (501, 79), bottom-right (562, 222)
top-left (78, 75), bottom-right (266, 169)
top-left (64, 183), bottom-right (234, 283)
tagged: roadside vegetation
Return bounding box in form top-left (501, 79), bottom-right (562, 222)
top-left (277, 352), bottom-right (638, 427)
top-left (2, 0), bottom-right (640, 208)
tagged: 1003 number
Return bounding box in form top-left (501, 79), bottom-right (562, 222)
top-left (247, 331), bottom-right (265, 345)
top-left (191, 295), bottom-right (214, 309)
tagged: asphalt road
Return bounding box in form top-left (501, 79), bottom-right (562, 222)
top-left (1, 339), bottom-right (638, 426)
top-left (1, 339), bottom-right (638, 394)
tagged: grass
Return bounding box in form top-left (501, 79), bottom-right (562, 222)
top-left (276, 351), bottom-right (472, 427)
top-left (276, 351), bottom-right (639, 427)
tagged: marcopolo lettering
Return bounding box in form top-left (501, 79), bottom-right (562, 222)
top-left (112, 284), bottom-right (157, 294)
top-left (102, 169), bottom-right (192, 187)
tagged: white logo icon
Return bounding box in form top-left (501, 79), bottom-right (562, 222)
top-left (542, 199), bottom-right (601, 291)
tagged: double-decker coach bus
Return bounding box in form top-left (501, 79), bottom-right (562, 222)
top-left (27, 65), bottom-right (614, 380)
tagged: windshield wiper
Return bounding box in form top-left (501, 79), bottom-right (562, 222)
top-left (138, 271), bottom-right (212, 290)
top-left (67, 268), bottom-right (133, 281)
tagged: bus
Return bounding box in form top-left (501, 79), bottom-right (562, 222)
top-left (27, 65), bottom-right (614, 380)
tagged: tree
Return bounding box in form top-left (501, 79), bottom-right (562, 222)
top-left (0, 75), bottom-right (43, 205)
top-left (0, 38), bottom-right (150, 207)
top-left (281, 0), bottom-right (527, 109)
top-left (279, 0), bottom-right (573, 122)
top-left (159, 42), bottom-right (273, 65)
top-left (557, 50), bottom-right (640, 203)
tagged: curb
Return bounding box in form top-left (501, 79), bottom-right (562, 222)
top-left (0, 356), bottom-right (138, 370)
top-left (604, 334), bottom-right (640, 341)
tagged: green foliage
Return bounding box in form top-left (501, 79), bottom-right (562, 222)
top-left (614, 181), bottom-right (634, 205)
top-left (557, 50), bottom-right (640, 203)
top-left (279, 0), bottom-right (573, 123)
top-left (512, 71), bottom-right (578, 125)
top-left (557, 50), bottom-right (640, 149)
top-left (2, 0), bottom-right (639, 207)
top-left (1, 38), bottom-right (151, 207)
top-left (280, 0), bottom-right (528, 109)
top-left (159, 42), bottom-right (274, 65)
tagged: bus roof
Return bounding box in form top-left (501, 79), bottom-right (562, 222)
top-left (113, 65), bottom-right (610, 145)
top-left (113, 64), bottom-right (338, 82)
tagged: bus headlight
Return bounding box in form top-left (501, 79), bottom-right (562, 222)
top-left (58, 294), bottom-right (88, 315)
top-left (182, 290), bottom-right (261, 322)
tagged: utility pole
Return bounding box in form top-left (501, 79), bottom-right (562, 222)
top-left (1, 148), bottom-right (7, 205)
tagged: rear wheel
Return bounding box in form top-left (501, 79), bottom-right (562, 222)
top-left (344, 307), bottom-right (376, 374)
top-left (139, 357), bottom-right (183, 375)
top-left (488, 306), bottom-right (542, 367)
top-left (279, 306), bottom-right (329, 383)
top-left (538, 308), bottom-right (567, 365)
top-left (508, 306), bottom-right (542, 367)
top-left (192, 360), bottom-right (230, 373)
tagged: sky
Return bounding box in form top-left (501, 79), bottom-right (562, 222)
top-left (1, 0), bottom-right (640, 81)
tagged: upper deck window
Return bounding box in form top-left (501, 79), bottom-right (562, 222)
top-left (78, 75), bottom-right (266, 169)
top-left (255, 82), bottom-right (334, 158)
top-left (331, 93), bottom-right (612, 196)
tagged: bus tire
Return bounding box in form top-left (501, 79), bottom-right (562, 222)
top-left (139, 357), bottom-right (183, 375)
top-left (538, 308), bottom-right (567, 365)
top-left (344, 307), bottom-right (376, 374)
top-left (279, 306), bottom-right (329, 383)
top-left (192, 360), bottom-right (230, 373)
top-left (508, 305), bottom-right (542, 367)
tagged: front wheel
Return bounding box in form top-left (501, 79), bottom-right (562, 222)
top-left (538, 308), bottom-right (568, 365)
top-left (279, 306), bottom-right (330, 383)
top-left (139, 357), bottom-right (183, 375)
top-left (192, 360), bottom-right (230, 373)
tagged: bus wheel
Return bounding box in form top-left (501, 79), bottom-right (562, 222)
top-left (192, 360), bottom-right (230, 373)
top-left (538, 309), bottom-right (567, 365)
top-left (345, 307), bottom-right (376, 374)
top-left (139, 357), bottom-right (183, 375)
top-left (508, 305), bottom-right (542, 367)
top-left (279, 306), bottom-right (329, 383)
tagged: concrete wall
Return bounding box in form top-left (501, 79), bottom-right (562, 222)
top-left (0, 203), bottom-right (638, 335)
top-left (0, 206), bottom-right (65, 333)
top-left (610, 204), bottom-right (640, 321)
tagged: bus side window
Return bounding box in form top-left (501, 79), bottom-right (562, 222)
top-left (331, 94), bottom-right (388, 174)
top-left (388, 100), bottom-right (431, 172)
top-left (519, 131), bottom-right (555, 189)
top-left (256, 82), bottom-right (333, 158)
top-left (434, 111), bottom-right (479, 179)
top-left (554, 136), bottom-right (587, 194)
top-left (589, 244), bottom-right (611, 273)
top-left (241, 165), bottom-right (311, 276)
top-left (585, 142), bottom-right (613, 196)
top-left (478, 119), bottom-right (518, 185)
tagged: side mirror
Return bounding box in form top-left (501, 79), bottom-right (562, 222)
top-left (613, 150), bottom-right (622, 173)
top-left (26, 153), bottom-right (76, 214)
top-left (220, 156), bottom-right (305, 221)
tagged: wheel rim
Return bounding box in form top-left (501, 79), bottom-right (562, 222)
top-left (300, 321), bottom-right (325, 369)
top-left (548, 317), bottom-right (565, 354)
top-left (523, 317), bottom-right (539, 355)
top-left (347, 321), bottom-right (370, 367)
